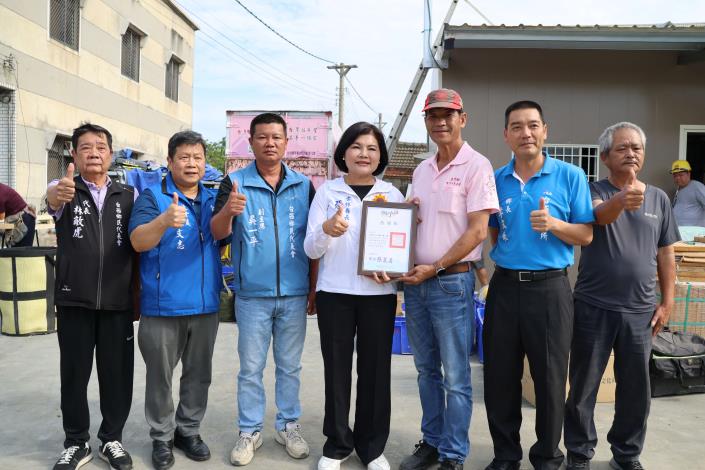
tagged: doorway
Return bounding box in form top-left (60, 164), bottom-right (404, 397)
top-left (679, 125), bottom-right (705, 183)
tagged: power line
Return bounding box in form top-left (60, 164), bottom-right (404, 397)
top-left (463, 0), bottom-right (494, 25)
top-left (176, 2), bottom-right (332, 99)
top-left (344, 76), bottom-right (378, 115)
top-left (198, 30), bottom-right (334, 104)
top-left (230, 0), bottom-right (336, 64)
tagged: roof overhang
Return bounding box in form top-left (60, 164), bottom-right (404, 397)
top-left (161, 0), bottom-right (199, 31)
top-left (443, 24), bottom-right (705, 63)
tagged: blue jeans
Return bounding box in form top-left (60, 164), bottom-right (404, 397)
top-left (236, 295), bottom-right (307, 433)
top-left (405, 271), bottom-right (475, 462)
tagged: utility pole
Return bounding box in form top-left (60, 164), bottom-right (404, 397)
top-left (327, 63), bottom-right (357, 128)
top-left (378, 113), bottom-right (386, 131)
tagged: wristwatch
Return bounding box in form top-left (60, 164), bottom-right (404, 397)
top-left (433, 262), bottom-right (446, 276)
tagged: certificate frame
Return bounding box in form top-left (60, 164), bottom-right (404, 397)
top-left (357, 201), bottom-right (417, 277)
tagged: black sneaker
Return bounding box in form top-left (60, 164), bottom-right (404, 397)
top-left (610, 458), bottom-right (645, 470)
top-left (399, 440), bottom-right (439, 470)
top-left (53, 443), bottom-right (92, 470)
top-left (484, 460), bottom-right (520, 470)
top-left (567, 453), bottom-right (591, 470)
top-left (99, 441), bottom-right (133, 470)
top-left (440, 459), bottom-right (464, 469)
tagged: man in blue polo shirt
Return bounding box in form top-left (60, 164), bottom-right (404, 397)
top-left (483, 101), bottom-right (594, 470)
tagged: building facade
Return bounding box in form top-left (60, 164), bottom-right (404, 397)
top-left (0, 0), bottom-right (197, 205)
top-left (438, 23), bottom-right (705, 194)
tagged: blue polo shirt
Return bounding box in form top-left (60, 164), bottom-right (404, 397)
top-left (489, 155), bottom-right (594, 270)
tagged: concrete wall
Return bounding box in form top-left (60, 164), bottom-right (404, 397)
top-left (0, 0), bottom-right (196, 205)
top-left (442, 48), bottom-right (705, 195)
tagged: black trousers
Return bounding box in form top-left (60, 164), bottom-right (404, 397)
top-left (483, 270), bottom-right (573, 470)
top-left (57, 306), bottom-right (134, 447)
top-left (316, 291), bottom-right (396, 464)
top-left (564, 299), bottom-right (652, 462)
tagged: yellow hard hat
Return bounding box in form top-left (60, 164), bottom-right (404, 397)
top-left (671, 160), bottom-right (692, 174)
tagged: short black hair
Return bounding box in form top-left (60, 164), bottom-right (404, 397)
top-left (168, 130), bottom-right (207, 159)
top-left (72, 123), bottom-right (113, 151)
top-left (249, 113), bottom-right (287, 138)
top-left (504, 100), bottom-right (545, 129)
top-left (334, 122), bottom-right (388, 176)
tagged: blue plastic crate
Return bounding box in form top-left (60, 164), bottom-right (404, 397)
top-left (392, 317), bottom-right (412, 355)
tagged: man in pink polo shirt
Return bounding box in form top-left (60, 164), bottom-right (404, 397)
top-left (398, 89), bottom-right (499, 470)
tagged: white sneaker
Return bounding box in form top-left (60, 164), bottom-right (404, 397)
top-left (367, 454), bottom-right (390, 470)
top-left (229, 431), bottom-right (263, 466)
top-left (274, 422), bottom-right (310, 459)
top-left (318, 455), bottom-right (349, 470)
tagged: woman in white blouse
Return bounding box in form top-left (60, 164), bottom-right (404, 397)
top-left (305, 122), bottom-right (404, 470)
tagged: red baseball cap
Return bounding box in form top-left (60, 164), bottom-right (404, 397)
top-left (422, 88), bottom-right (463, 112)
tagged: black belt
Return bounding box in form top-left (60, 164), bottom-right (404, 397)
top-left (495, 266), bottom-right (567, 282)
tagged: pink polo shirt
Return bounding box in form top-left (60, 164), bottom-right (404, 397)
top-left (411, 142), bottom-right (499, 265)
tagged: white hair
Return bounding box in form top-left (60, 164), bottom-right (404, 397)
top-left (598, 122), bottom-right (647, 155)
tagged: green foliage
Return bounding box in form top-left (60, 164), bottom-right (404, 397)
top-left (206, 137), bottom-right (226, 172)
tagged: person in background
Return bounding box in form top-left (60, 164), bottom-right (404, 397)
top-left (564, 122), bottom-right (679, 470)
top-left (46, 123), bottom-right (136, 470)
top-left (0, 182), bottom-right (36, 247)
top-left (129, 130), bottom-right (221, 470)
top-left (670, 159), bottom-right (705, 227)
top-left (305, 122), bottom-right (403, 470)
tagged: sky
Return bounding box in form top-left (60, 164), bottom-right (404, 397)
top-left (174, 0), bottom-right (705, 144)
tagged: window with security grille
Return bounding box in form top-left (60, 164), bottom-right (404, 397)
top-left (121, 27), bottom-right (142, 81)
top-left (49, 0), bottom-right (80, 50)
top-left (165, 57), bottom-right (182, 101)
top-left (544, 144), bottom-right (600, 181)
top-left (47, 136), bottom-right (72, 184)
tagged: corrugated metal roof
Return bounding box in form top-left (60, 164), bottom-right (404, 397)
top-left (451, 22), bottom-right (705, 30)
top-left (444, 22), bottom-right (705, 51)
top-left (390, 142), bottom-right (427, 170)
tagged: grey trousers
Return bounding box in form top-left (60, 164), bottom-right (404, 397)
top-left (138, 313), bottom-right (219, 441)
top-left (564, 299), bottom-right (652, 462)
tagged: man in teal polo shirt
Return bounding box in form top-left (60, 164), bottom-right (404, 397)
top-left (483, 101), bottom-right (594, 470)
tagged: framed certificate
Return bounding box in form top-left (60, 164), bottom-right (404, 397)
top-left (357, 201), bottom-right (417, 277)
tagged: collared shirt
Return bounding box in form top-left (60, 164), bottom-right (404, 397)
top-left (489, 155), bottom-right (594, 270)
top-left (411, 142), bottom-right (499, 265)
top-left (305, 177), bottom-right (404, 295)
top-left (48, 176), bottom-right (138, 220)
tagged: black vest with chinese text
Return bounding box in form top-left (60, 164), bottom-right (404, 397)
top-left (54, 176), bottom-right (135, 310)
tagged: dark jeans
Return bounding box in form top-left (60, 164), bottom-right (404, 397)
top-left (564, 299), bottom-right (652, 462)
top-left (57, 306), bottom-right (134, 447)
top-left (316, 291), bottom-right (396, 465)
top-left (483, 269), bottom-right (573, 470)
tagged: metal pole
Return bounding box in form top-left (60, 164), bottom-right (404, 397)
top-left (327, 63), bottom-right (357, 129)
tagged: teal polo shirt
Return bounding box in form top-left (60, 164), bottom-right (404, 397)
top-left (489, 155), bottom-right (594, 270)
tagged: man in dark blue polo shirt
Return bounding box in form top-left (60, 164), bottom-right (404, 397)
top-left (483, 101), bottom-right (594, 470)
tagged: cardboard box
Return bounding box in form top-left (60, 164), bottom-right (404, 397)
top-left (521, 352), bottom-right (616, 406)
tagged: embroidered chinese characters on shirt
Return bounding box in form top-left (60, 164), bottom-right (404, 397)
top-left (72, 200), bottom-right (92, 239)
top-left (539, 191), bottom-right (552, 241)
top-left (246, 208), bottom-right (267, 246)
top-left (288, 205), bottom-right (296, 258)
top-left (115, 202), bottom-right (123, 246)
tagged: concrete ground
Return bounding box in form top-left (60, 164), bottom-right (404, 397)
top-left (0, 318), bottom-right (702, 470)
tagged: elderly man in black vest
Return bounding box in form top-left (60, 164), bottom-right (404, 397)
top-left (46, 123), bottom-right (136, 470)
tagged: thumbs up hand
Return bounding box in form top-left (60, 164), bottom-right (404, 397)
top-left (162, 192), bottom-right (187, 228)
top-left (226, 180), bottom-right (247, 217)
top-left (322, 203), bottom-right (349, 237)
top-left (620, 168), bottom-right (644, 211)
top-left (530, 197), bottom-right (555, 233)
top-left (55, 163), bottom-right (76, 204)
